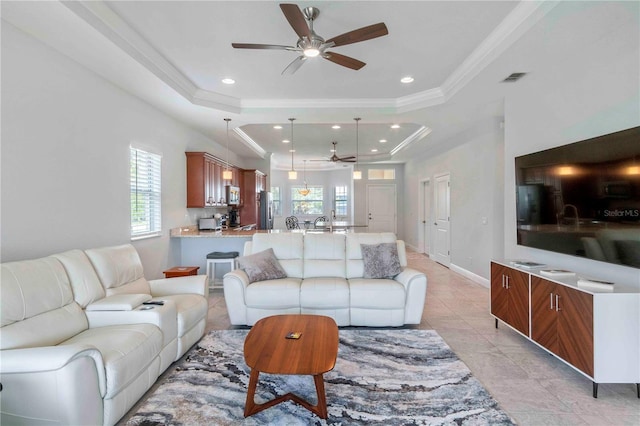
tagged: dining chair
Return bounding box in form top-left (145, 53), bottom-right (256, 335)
top-left (285, 216), bottom-right (300, 230)
top-left (314, 216), bottom-right (328, 229)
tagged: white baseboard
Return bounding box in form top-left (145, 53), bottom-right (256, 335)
top-left (450, 263), bottom-right (490, 288)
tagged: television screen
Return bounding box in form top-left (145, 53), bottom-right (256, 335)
top-left (515, 126), bottom-right (640, 269)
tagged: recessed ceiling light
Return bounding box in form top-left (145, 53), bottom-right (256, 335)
top-left (332, 125), bottom-right (341, 129)
top-left (282, 139), bottom-right (290, 143)
top-left (400, 76), bottom-right (414, 83)
top-left (221, 78), bottom-right (235, 85)
top-left (371, 148), bottom-right (378, 153)
top-left (289, 149), bottom-right (296, 153)
top-left (391, 124), bottom-right (400, 129)
top-left (273, 125), bottom-right (282, 129)
top-left (379, 139), bottom-right (387, 143)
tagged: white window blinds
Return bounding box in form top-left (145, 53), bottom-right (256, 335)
top-left (130, 147), bottom-right (162, 239)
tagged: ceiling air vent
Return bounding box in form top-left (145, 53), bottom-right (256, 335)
top-left (502, 72), bottom-right (527, 82)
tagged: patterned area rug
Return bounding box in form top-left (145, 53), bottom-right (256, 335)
top-left (126, 329), bottom-right (515, 425)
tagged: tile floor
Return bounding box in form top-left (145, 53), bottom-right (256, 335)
top-left (121, 252), bottom-right (640, 425)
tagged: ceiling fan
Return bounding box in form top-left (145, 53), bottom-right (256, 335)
top-left (311, 141), bottom-right (356, 163)
top-left (231, 3), bottom-right (388, 75)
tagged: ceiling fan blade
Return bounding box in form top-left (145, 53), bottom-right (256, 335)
top-left (323, 52), bottom-right (366, 70)
top-left (232, 43), bottom-right (296, 50)
top-left (280, 3), bottom-right (311, 39)
top-left (339, 156), bottom-right (356, 160)
top-left (282, 56), bottom-right (306, 75)
top-left (338, 159), bottom-right (357, 163)
top-left (326, 23), bottom-right (388, 47)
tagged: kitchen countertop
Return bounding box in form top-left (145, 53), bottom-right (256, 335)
top-left (170, 225), bottom-right (261, 238)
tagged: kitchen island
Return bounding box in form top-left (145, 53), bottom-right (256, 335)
top-left (170, 226), bottom-right (303, 284)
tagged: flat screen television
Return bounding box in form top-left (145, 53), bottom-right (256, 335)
top-left (515, 126), bottom-right (640, 269)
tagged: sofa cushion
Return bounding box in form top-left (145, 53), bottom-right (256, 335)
top-left (85, 244), bottom-right (152, 296)
top-left (61, 323), bottom-right (162, 399)
top-left (303, 233), bottom-right (347, 278)
top-left (1, 257), bottom-right (88, 349)
top-left (245, 277), bottom-right (302, 309)
top-left (300, 277), bottom-right (350, 309)
top-left (237, 248), bottom-right (288, 283)
top-left (53, 250), bottom-right (106, 308)
top-left (349, 278), bottom-right (406, 309)
top-left (251, 233), bottom-right (304, 278)
top-left (361, 243), bottom-right (402, 279)
top-left (159, 294), bottom-right (208, 338)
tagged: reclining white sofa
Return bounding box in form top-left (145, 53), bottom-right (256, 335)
top-left (223, 232), bottom-right (427, 326)
top-left (0, 244), bottom-right (208, 426)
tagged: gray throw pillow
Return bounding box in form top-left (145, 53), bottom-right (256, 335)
top-left (614, 240), bottom-right (640, 268)
top-left (361, 243), bottom-right (402, 279)
top-left (237, 248), bottom-right (287, 283)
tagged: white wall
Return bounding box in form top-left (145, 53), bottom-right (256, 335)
top-left (403, 1), bottom-right (639, 286)
top-left (0, 23), bottom-right (230, 277)
top-left (504, 2), bottom-right (640, 285)
top-left (404, 120), bottom-right (503, 281)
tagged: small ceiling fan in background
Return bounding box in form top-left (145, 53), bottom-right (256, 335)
top-left (231, 3), bottom-right (388, 75)
top-left (311, 141), bottom-right (356, 163)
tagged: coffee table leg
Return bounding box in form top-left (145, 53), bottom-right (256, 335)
top-left (313, 374), bottom-right (328, 419)
top-left (244, 369), bottom-right (260, 417)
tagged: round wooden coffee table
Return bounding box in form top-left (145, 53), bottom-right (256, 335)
top-left (243, 314), bottom-right (339, 419)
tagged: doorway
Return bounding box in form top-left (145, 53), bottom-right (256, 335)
top-left (433, 173), bottom-right (451, 267)
top-left (366, 184), bottom-right (396, 233)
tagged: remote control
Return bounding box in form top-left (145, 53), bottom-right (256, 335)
top-left (143, 301), bottom-right (165, 305)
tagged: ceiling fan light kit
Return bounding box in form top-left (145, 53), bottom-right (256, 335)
top-left (231, 3), bottom-right (388, 75)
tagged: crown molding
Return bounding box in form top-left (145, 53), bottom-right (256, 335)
top-left (233, 127), bottom-right (267, 158)
top-left (62, 0), bottom-right (558, 114)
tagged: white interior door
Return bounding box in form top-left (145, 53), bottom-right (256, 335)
top-left (366, 184), bottom-right (396, 233)
top-left (433, 173), bottom-right (451, 267)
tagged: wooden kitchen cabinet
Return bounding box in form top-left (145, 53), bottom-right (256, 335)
top-left (531, 276), bottom-right (594, 377)
top-left (186, 152), bottom-right (239, 208)
top-left (490, 262), bottom-right (529, 336)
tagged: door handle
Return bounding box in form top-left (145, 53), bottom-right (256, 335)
top-left (549, 293), bottom-right (554, 310)
top-left (555, 294), bottom-right (561, 312)
top-left (434, 222), bottom-right (437, 226)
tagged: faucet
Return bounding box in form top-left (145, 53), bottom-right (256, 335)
top-left (561, 204), bottom-right (579, 226)
top-left (330, 209), bottom-right (336, 220)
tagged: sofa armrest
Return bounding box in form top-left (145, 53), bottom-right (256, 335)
top-left (149, 274), bottom-right (208, 297)
top-left (1, 345), bottom-right (106, 395)
top-left (0, 345), bottom-right (106, 424)
top-left (394, 267), bottom-right (427, 324)
top-left (222, 270), bottom-right (250, 325)
top-left (86, 294), bottom-right (152, 311)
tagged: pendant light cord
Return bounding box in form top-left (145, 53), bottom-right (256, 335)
top-left (224, 118), bottom-right (231, 172)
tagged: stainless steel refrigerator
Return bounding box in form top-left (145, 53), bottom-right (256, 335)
top-left (258, 191), bottom-right (273, 230)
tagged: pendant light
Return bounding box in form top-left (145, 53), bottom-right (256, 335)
top-left (223, 118), bottom-right (233, 180)
top-left (288, 118), bottom-right (297, 180)
top-left (353, 117), bottom-right (362, 180)
top-left (298, 160), bottom-right (311, 196)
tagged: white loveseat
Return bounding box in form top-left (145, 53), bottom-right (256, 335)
top-left (223, 232), bottom-right (427, 326)
top-left (0, 244), bottom-right (208, 426)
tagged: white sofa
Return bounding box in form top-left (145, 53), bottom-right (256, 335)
top-left (223, 232), bottom-right (427, 326)
top-left (0, 244), bottom-right (208, 426)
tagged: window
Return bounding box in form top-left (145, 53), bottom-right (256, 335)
top-left (270, 186), bottom-right (282, 216)
top-left (291, 186), bottom-right (323, 215)
top-left (130, 147), bottom-right (161, 239)
top-left (334, 186), bottom-right (348, 216)
top-left (368, 169), bottom-right (396, 180)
